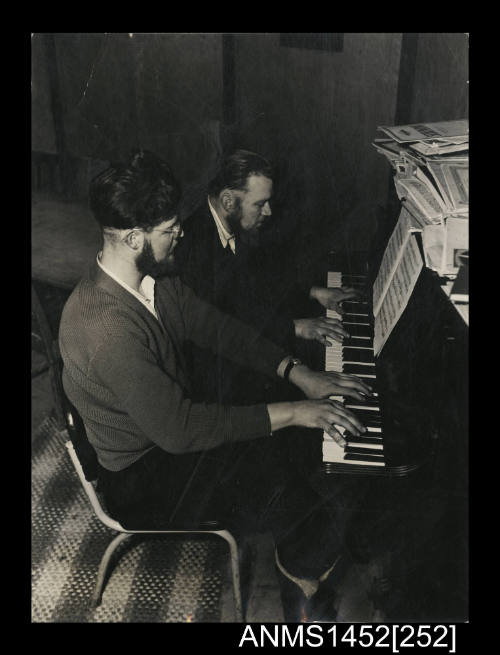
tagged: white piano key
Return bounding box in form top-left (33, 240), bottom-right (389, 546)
top-left (342, 319), bottom-right (371, 326)
top-left (347, 441), bottom-right (383, 450)
top-left (344, 403), bottom-right (380, 412)
top-left (323, 433), bottom-right (383, 450)
top-left (343, 344), bottom-right (374, 351)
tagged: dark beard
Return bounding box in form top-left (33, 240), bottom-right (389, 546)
top-left (226, 201), bottom-right (243, 235)
top-left (136, 240), bottom-right (178, 278)
top-left (226, 201), bottom-right (260, 249)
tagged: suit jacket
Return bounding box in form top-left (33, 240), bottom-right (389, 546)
top-left (59, 260), bottom-right (287, 471)
top-left (176, 202), bottom-right (309, 405)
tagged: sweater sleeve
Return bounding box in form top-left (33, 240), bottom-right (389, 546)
top-left (173, 278), bottom-right (289, 378)
top-left (90, 332), bottom-right (273, 454)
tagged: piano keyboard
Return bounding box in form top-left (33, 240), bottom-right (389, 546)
top-left (322, 271), bottom-right (386, 471)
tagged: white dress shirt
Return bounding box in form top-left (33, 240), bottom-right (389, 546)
top-left (207, 196), bottom-right (236, 253)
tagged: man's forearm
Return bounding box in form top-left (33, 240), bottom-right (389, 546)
top-left (266, 402), bottom-right (296, 432)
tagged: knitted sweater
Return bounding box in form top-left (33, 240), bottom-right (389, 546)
top-left (59, 261), bottom-right (288, 471)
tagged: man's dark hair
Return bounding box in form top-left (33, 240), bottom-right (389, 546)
top-left (208, 149), bottom-right (273, 197)
top-left (89, 149), bottom-right (181, 231)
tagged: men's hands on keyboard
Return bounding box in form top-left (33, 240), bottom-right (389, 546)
top-left (311, 285), bottom-right (362, 314)
top-left (294, 316), bottom-right (350, 345)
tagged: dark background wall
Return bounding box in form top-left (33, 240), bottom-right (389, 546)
top-left (31, 32), bottom-right (468, 261)
top-left (230, 33), bottom-right (404, 261)
top-left (410, 33), bottom-right (469, 123)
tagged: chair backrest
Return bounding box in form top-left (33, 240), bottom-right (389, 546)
top-left (63, 398), bottom-right (125, 531)
top-left (62, 396), bottom-right (99, 483)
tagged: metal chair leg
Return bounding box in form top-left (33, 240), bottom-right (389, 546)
top-left (92, 532), bottom-right (133, 607)
top-left (217, 529), bottom-right (244, 622)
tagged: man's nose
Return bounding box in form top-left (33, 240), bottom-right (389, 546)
top-left (262, 201), bottom-right (272, 216)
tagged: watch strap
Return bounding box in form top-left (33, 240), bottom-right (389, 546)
top-left (283, 357), bottom-right (302, 381)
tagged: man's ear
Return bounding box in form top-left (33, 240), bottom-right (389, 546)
top-left (220, 189), bottom-right (234, 212)
top-left (124, 229), bottom-right (144, 251)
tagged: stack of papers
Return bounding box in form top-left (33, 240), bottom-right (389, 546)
top-left (373, 119), bottom-right (469, 277)
top-left (377, 120), bottom-right (468, 144)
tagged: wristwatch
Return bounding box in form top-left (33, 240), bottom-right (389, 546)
top-left (283, 357), bottom-right (303, 381)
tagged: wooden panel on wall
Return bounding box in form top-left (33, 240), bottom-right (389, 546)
top-left (52, 33), bottom-right (139, 161)
top-left (129, 33), bottom-right (223, 214)
top-left (410, 33), bottom-right (469, 123)
top-left (32, 34), bottom-right (224, 214)
top-left (232, 33), bottom-right (402, 258)
top-left (31, 34), bottom-right (57, 154)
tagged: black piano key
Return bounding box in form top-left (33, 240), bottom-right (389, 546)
top-left (342, 299), bottom-right (369, 306)
top-left (341, 273), bottom-right (367, 280)
top-left (345, 446), bottom-right (384, 457)
top-left (341, 280), bottom-right (367, 289)
top-left (355, 406), bottom-right (382, 419)
top-left (341, 324), bottom-right (372, 338)
top-left (355, 376), bottom-right (378, 390)
top-left (349, 410), bottom-right (382, 426)
top-left (340, 411), bottom-right (381, 430)
top-left (345, 435), bottom-right (383, 445)
top-left (341, 301), bottom-right (370, 314)
top-left (342, 337), bottom-right (373, 348)
top-left (343, 363), bottom-right (377, 376)
top-left (335, 393), bottom-right (379, 407)
top-left (342, 313), bottom-right (371, 325)
top-left (342, 348), bottom-right (375, 363)
top-left (345, 398), bottom-right (379, 409)
top-left (341, 275), bottom-right (366, 284)
top-left (344, 453), bottom-right (385, 463)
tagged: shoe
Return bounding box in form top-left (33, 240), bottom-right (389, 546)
top-left (275, 563), bottom-right (310, 622)
top-left (305, 582), bottom-right (338, 622)
top-left (275, 564), bottom-right (338, 623)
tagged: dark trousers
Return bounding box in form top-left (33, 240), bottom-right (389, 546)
top-left (98, 434), bottom-right (355, 580)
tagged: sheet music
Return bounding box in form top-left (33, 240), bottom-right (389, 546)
top-left (441, 163), bottom-right (469, 211)
top-left (373, 233), bottom-right (423, 356)
top-left (372, 206), bottom-right (419, 317)
top-left (395, 177), bottom-right (446, 222)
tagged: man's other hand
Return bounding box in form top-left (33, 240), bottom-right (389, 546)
top-left (294, 316), bottom-right (350, 345)
top-left (310, 286), bottom-right (360, 314)
top-left (291, 398), bottom-right (366, 445)
top-left (289, 366), bottom-right (373, 402)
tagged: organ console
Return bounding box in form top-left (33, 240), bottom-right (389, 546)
top-left (317, 242), bottom-right (468, 621)
top-left (321, 254), bottom-right (468, 482)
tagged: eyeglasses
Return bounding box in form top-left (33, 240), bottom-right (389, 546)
top-left (163, 223), bottom-right (183, 235)
top-left (151, 221), bottom-right (183, 236)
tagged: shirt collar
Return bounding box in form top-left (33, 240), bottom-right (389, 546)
top-left (96, 253), bottom-right (158, 319)
top-left (207, 196), bottom-right (236, 253)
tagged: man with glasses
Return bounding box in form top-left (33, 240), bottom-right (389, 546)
top-left (59, 149), bottom-right (372, 622)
